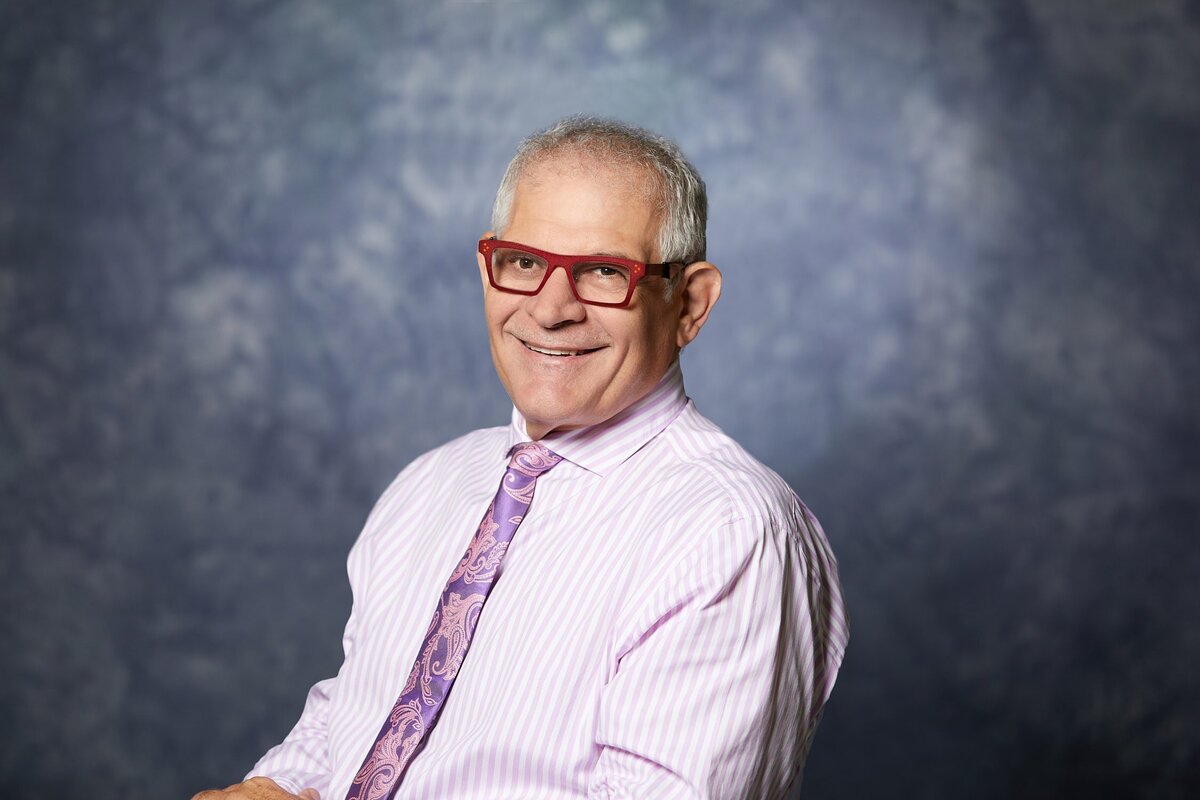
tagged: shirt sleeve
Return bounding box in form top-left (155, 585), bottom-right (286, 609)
top-left (244, 676), bottom-right (339, 796)
top-left (243, 527), bottom-right (374, 796)
top-left (587, 503), bottom-right (847, 800)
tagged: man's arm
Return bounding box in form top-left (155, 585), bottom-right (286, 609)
top-left (241, 674), bottom-right (342, 794)
top-left (201, 525), bottom-right (375, 799)
top-left (190, 653), bottom-right (345, 799)
top-left (191, 776), bottom-right (320, 799)
top-left (587, 505), bottom-right (847, 799)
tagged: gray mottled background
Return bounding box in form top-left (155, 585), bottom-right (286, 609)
top-left (2, 0), bottom-right (1198, 798)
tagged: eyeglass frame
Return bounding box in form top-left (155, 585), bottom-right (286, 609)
top-left (478, 237), bottom-right (681, 309)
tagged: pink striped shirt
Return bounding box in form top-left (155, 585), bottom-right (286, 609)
top-left (249, 362), bottom-right (847, 799)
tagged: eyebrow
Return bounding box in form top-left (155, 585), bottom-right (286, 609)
top-left (499, 238), bottom-right (650, 263)
top-left (589, 250), bottom-right (641, 261)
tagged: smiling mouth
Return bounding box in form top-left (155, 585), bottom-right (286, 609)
top-left (521, 340), bottom-right (603, 357)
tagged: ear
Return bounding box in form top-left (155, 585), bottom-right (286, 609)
top-left (675, 261), bottom-right (722, 348)
top-left (477, 231), bottom-right (495, 287)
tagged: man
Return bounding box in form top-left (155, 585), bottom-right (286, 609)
top-left (193, 117), bottom-right (846, 800)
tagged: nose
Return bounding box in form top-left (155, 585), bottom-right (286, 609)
top-left (527, 264), bottom-right (586, 328)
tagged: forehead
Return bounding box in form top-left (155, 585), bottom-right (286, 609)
top-left (522, 149), bottom-right (658, 198)
top-left (506, 155), bottom-right (663, 259)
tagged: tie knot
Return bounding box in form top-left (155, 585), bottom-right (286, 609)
top-left (508, 442), bottom-right (563, 477)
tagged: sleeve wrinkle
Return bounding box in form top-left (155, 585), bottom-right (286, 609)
top-left (594, 491), bottom-right (838, 800)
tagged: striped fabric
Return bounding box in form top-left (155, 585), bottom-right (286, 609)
top-left (249, 361), bottom-right (848, 799)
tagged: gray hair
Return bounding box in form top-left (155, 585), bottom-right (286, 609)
top-left (490, 116), bottom-right (708, 267)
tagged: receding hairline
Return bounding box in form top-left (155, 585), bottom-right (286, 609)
top-left (499, 153), bottom-right (668, 261)
top-left (501, 145), bottom-right (667, 225)
top-left (491, 116), bottom-right (708, 265)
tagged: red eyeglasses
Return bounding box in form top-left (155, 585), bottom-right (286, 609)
top-left (478, 238), bottom-right (678, 308)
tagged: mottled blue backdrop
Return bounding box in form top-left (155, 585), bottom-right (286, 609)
top-left (2, 1), bottom-right (1198, 798)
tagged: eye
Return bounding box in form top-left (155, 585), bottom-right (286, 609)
top-left (499, 252), bottom-right (539, 270)
top-left (577, 262), bottom-right (628, 279)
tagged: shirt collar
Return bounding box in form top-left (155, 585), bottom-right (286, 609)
top-left (506, 360), bottom-right (689, 477)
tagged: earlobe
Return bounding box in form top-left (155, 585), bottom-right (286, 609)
top-left (675, 261), bottom-right (722, 348)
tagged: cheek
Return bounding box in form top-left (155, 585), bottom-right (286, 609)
top-left (630, 307), bottom-right (674, 355)
top-left (483, 294), bottom-right (515, 330)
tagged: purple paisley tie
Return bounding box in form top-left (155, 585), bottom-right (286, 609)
top-left (344, 441), bottom-right (563, 800)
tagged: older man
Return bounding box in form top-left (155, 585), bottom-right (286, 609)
top-left (194, 117), bottom-right (846, 800)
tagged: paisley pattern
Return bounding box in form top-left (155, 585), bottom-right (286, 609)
top-left (448, 504), bottom-right (505, 585)
top-left (344, 700), bottom-right (424, 800)
top-left (501, 473), bottom-right (538, 505)
top-left (344, 442), bottom-right (561, 800)
top-left (510, 444), bottom-right (562, 477)
top-left (411, 591), bottom-right (486, 704)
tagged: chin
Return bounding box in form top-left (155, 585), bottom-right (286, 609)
top-left (518, 402), bottom-right (579, 433)
top-left (514, 390), bottom-right (598, 434)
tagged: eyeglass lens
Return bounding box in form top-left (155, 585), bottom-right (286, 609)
top-left (491, 247), bottom-right (632, 303)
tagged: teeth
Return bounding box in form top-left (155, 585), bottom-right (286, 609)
top-left (527, 344), bottom-right (587, 357)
